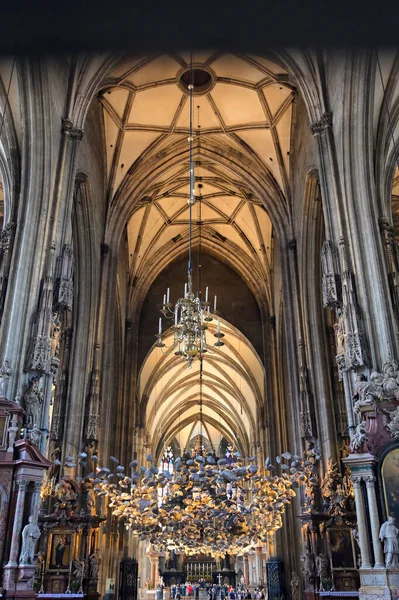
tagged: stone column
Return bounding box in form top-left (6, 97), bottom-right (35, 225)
top-left (248, 553), bottom-right (256, 586)
top-left (147, 546), bottom-right (160, 589)
top-left (364, 475), bottom-right (385, 569)
top-left (0, 481), bottom-right (10, 568)
top-left (3, 480), bottom-right (28, 588)
top-left (261, 551), bottom-right (267, 587)
top-left (30, 480), bottom-right (42, 523)
top-left (255, 546), bottom-right (263, 586)
top-left (352, 476), bottom-right (371, 569)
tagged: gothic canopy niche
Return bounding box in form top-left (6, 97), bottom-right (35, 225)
top-left (100, 52), bottom-right (296, 312)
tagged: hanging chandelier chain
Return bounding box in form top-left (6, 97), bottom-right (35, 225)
top-left (156, 51), bottom-right (224, 367)
top-left (188, 52), bottom-right (194, 291)
top-left (199, 357), bottom-right (203, 449)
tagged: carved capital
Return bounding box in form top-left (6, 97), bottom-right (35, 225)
top-left (15, 479), bottom-right (28, 492)
top-left (61, 118), bottom-right (84, 141)
top-left (33, 481), bottom-right (42, 493)
top-left (364, 475), bottom-right (376, 488)
top-left (61, 118), bottom-right (73, 134)
top-left (310, 112), bottom-right (333, 135)
top-left (69, 128), bottom-right (84, 142)
top-left (379, 216), bottom-right (394, 234)
top-left (352, 476), bottom-right (362, 489)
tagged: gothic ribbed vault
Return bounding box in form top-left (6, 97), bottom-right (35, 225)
top-left (138, 317), bottom-right (264, 461)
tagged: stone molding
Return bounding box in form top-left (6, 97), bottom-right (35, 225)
top-left (61, 117), bottom-right (84, 141)
top-left (310, 112), bottom-right (333, 135)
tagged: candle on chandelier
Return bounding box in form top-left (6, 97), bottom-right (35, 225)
top-left (167, 288), bottom-right (170, 303)
top-left (175, 307), bottom-right (178, 326)
top-left (214, 295), bottom-right (217, 311)
top-left (217, 316), bottom-right (221, 334)
top-left (205, 286), bottom-right (209, 302)
top-left (163, 294), bottom-right (166, 305)
top-left (184, 283), bottom-right (188, 297)
top-left (159, 317), bottom-right (162, 334)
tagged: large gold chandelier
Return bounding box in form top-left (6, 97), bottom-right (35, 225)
top-left (89, 445), bottom-right (320, 558)
top-left (155, 59), bottom-right (224, 368)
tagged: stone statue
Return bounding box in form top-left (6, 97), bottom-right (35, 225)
top-left (7, 419), bottom-right (19, 452)
top-left (334, 311), bottom-right (345, 357)
top-left (290, 571), bottom-right (301, 600)
top-left (0, 360), bottom-right (12, 397)
top-left (353, 372), bottom-right (384, 413)
top-left (73, 559), bottom-right (86, 581)
top-left (49, 446), bottom-right (62, 480)
top-left (303, 441), bottom-right (317, 465)
top-left (387, 406), bottom-right (399, 438)
top-left (339, 439), bottom-right (350, 459)
top-left (89, 549), bottom-right (101, 580)
top-left (35, 551), bottom-right (45, 579)
top-left (19, 516), bottom-right (41, 565)
top-left (316, 553), bottom-right (330, 590)
top-left (320, 458), bottom-right (341, 506)
top-left (28, 423), bottom-right (41, 447)
top-left (301, 551), bottom-right (314, 589)
top-left (379, 516), bottom-right (399, 568)
top-left (50, 314), bottom-right (62, 359)
top-left (85, 486), bottom-right (96, 514)
top-left (350, 420), bottom-right (367, 452)
top-left (24, 377), bottom-right (44, 429)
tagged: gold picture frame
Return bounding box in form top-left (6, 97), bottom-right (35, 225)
top-left (47, 531), bottom-right (76, 571)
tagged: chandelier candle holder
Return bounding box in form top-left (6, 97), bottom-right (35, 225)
top-left (156, 281), bottom-right (224, 366)
top-left (155, 59), bottom-right (224, 367)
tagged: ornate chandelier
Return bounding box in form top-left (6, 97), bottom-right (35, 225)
top-left (155, 60), bottom-right (224, 368)
top-left (89, 445), bottom-right (320, 558)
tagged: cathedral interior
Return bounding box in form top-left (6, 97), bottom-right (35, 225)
top-left (0, 48), bottom-right (399, 600)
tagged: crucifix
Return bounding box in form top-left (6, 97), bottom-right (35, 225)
top-left (217, 574), bottom-right (222, 585)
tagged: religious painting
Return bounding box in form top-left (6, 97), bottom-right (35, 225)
top-left (327, 528), bottom-right (355, 569)
top-left (381, 447), bottom-right (399, 525)
top-left (49, 533), bottom-right (73, 570)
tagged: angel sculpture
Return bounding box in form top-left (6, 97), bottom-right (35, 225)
top-left (350, 420), bottom-right (367, 451)
top-left (73, 559), bottom-right (85, 580)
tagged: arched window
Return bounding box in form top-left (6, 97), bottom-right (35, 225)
top-left (160, 446), bottom-right (174, 474)
top-left (158, 446), bottom-right (174, 506)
